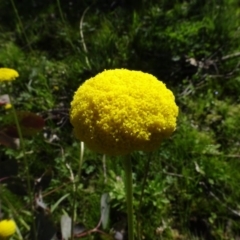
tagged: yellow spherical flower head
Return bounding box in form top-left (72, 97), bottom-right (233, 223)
top-left (0, 68), bottom-right (19, 82)
top-left (70, 69), bottom-right (178, 155)
top-left (0, 219), bottom-right (16, 238)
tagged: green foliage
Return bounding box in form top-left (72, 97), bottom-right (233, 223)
top-left (0, 0), bottom-right (240, 239)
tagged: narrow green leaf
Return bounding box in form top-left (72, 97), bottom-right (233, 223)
top-left (51, 193), bottom-right (70, 213)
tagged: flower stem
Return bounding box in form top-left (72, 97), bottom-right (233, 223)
top-left (137, 152), bottom-right (152, 239)
top-left (122, 154), bottom-right (134, 240)
top-left (8, 96), bottom-right (36, 240)
top-left (70, 141), bottom-right (84, 240)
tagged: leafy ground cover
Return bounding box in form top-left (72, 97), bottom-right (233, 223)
top-left (0, 0), bottom-right (240, 239)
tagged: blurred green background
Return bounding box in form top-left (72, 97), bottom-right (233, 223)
top-left (0, 0), bottom-right (240, 239)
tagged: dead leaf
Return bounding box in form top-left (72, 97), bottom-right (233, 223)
top-left (0, 131), bottom-right (19, 149)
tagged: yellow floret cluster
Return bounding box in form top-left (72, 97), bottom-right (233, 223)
top-left (70, 69), bottom-right (178, 155)
top-left (0, 68), bottom-right (19, 82)
top-left (0, 219), bottom-right (16, 238)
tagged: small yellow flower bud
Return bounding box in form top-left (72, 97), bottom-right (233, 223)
top-left (4, 103), bottom-right (12, 110)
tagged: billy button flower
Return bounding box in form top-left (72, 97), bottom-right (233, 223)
top-left (0, 219), bottom-right (16, 239)
top-left (70, 68), bottom-right (178, 240)
top-left (0, 68), bottom-right (19, 82)
top-left (70, 69), bottom-right (178, 155)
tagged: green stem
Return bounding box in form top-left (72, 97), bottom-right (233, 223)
top-left (122, 154), bottom-right (134, 240)
top-left (9, 0), bottom-right (33, 52)
top-left (8, 95), bottom-right (36, 240)
top-left (56, 0), bottom-right (65, 24)
top-left (71, 141), bottom-right (84, 240)
top-left (56, 0), bottom-right (75, 51)
top-left (136, 152), bottom-right (152, 239)
top-left (9, 102), bottom-right (30, 191)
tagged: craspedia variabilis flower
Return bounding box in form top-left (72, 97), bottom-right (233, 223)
top-left (0, 68), bottom-right (19, 82)
top-left (70, 69), bottom-right (178, 155)
top-left (0, 219), bottom-right (16, 238)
